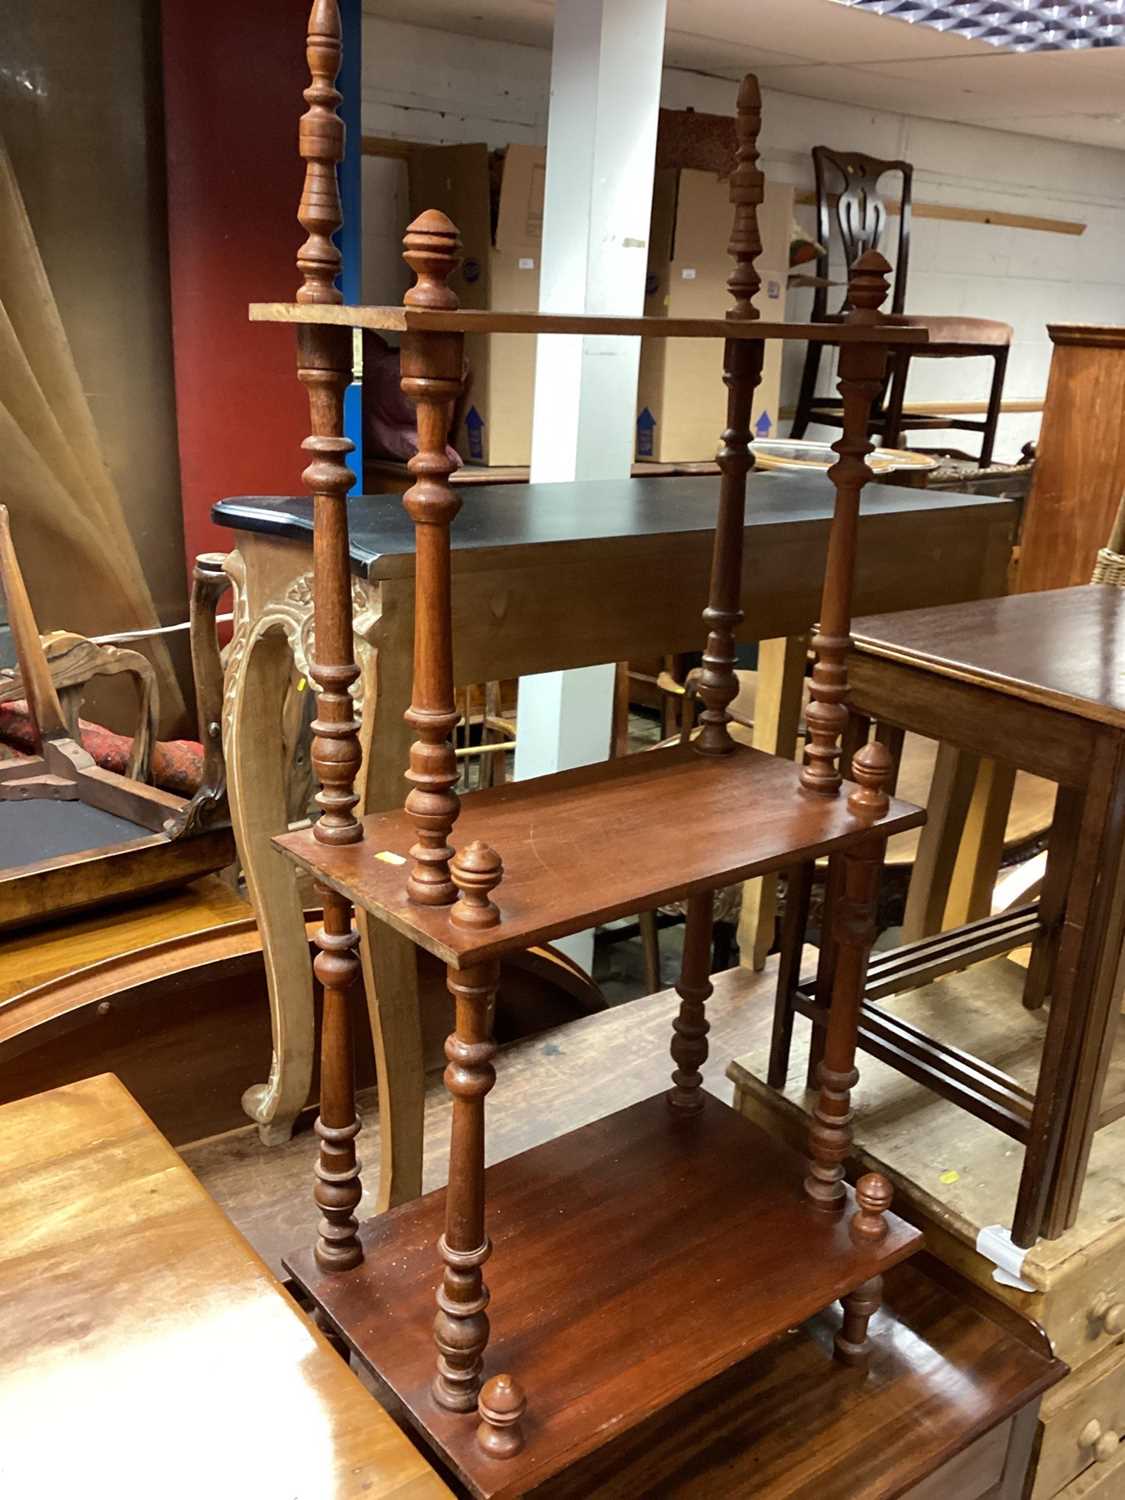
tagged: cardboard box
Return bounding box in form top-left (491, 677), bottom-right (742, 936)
top-left (407, 146), bottom-right (791, 467)
top-left (408, 143), bottom-right (544, 466)
top-left (635, 172), bottom-right (794, 463)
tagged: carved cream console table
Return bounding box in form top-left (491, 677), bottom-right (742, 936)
top-left (214, 478), bottom-right (1016, 1207)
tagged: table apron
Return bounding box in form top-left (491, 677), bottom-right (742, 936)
top-left (847, 654), bottom-right (1105, 788)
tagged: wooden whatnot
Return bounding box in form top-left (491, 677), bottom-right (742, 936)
top-left (272, 10), bottom-right (924, 1494)
top-left (295, 0), bottom-right (363, 1275)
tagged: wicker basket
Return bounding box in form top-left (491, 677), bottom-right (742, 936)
top-left (1091, 547), bottom-right (1125, 588)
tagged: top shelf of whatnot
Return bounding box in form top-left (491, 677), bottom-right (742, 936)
top-left (248, 303), bottom-right (930, 345)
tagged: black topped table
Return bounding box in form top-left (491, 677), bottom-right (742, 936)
top-left (211, 472), bottom-right (1018, 1209)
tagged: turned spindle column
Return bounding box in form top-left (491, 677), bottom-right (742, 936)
top-left (801, 253), bottom-right (896, 1214)
top-left (669, 892), bottom-right (714, 1112)
top-left (834, 1275), bottom-right (883, 1369)
top-left (837, 1175), bottom-right (893, 1367)
top-left (726, 74), bottom-right (763, 321)
top-left (295, 0), bottom-right (363, 1270)
top-left (800, 250), bottom-right (893, 797)
top-left (696, 74), bottom-right (765, 753)
top-left (399, 213), bottom-right (466, 905)
top-left (433, 843), bottom-right (503, 1412)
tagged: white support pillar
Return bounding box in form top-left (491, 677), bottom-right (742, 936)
top-left (514, 0), bottom-right (668, 968)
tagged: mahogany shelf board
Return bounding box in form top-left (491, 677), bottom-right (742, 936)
top-left (852, 585), bottom-right (1125, 728)
top-left (537, 1256), bottom-right (1063, 1499)
top-left (275, 743), bottom-right (924, 967)
top-left (249, 302), bottom-right (930, 345)
top-left (284, 1091), bottom-right (923, 1500)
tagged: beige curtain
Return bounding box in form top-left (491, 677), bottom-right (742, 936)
top-left (0, 135), bottom-right (184, 727)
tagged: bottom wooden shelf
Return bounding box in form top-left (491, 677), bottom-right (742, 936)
top-left (284, 1091), bottom-right (923, 1500)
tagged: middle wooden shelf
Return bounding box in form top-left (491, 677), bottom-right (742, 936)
top-left (276, 740), bottom-right (924, 967)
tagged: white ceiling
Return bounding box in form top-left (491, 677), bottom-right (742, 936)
top-left (363, 0), bottom-right (1125, 150)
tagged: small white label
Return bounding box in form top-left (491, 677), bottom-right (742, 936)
top-left (518, 257), bottom-right (535, 270)
top-left (680, 267), bottom-right (697, 280)
top-left (375, 850), bottom-right (407, 865)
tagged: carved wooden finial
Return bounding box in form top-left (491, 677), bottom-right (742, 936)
top-left (403, 211), bottom-right (462, 311)
top-left (846, 249), bottom-right (892, 324)
top-left (851, 1172), bottom-right (893, 1243)
top-left (727, 74), bottom-right (764, 321)
top-left (451, 842), bottom-right (503, 930)
top-left (847, 738), bottom-right (893, 820)
top-left (297, 0), bottom-right (346, 305)
top-left (476, 1374), bottom-right (527, 1460)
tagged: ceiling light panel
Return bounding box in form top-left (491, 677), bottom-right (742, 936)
top-left (832, 0), bottom-right (1125, 51)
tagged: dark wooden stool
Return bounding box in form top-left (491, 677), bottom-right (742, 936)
top-left (771, 585), bottom-right (1125, 1248)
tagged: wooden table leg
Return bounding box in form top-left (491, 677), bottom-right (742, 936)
top-left (356, 581), bottom-right (428, 1211)
top-left (901, 742), bottom-right (980, 943)
top-left (737, 635), bottom-right (807, 971)
top-left (944, 757), bottom-right (1017, 929)
top-left (1013, 735), bottom-right (1125, 1244)
top-left (226, 552), bottom-right (317, 1146)
top-left (1042, 738), bottom-right (1125, 1236)
top-left (1024, 784), bottom-right (1084, 1013)
top-left (767, 859), bottom-right (813, 1089)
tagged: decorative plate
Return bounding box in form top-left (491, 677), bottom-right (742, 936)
top-left (751, 438), bottom-right (937, 474)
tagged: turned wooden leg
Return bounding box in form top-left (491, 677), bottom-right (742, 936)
top-left (806, 743), bottom-right (891, 1212)
top-left (834, 1275), bottom-right (883, 1368)
top-left (434, 957), bottom-right (499, 1411)
top-left (433, 842), bottom-right (504, 1412)
top-left (313, 887), bottom-right (363, 1272)
top-left (669, 891), bottom-right (714, 1112)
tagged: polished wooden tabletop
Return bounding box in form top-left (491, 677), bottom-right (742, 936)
top-left (213, 473), bottom-right (1015, 581)
top-left (852, 584), bottom-right (1125, 728)
top-left (0, 1075), bottom-right (449, 1499)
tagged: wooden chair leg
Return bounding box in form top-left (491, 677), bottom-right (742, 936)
top-left (806, 854), bottom-right (841, 1090)
top-left (881, 350), bottom-right (910, 451)
top-left (789, 341), bottom-right (824, 440)
top-left (639, 908), bottom-right (662, 994)
top-left (711, 919), bottom-right (735, 974)
top-left (834, 1274), bottom-right (883, 1368)
top-left (669, 890), bottom-right (714, 1112)
top-left (979, 345), bottom-right (1009, 469)
top-left (767, 860), bottom-right (813, 1089)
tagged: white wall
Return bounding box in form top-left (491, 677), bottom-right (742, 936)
top-left (362, 16), bottom-right (1125, 463)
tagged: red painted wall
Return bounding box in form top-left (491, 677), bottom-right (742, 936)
top-left (161, 0), bottom-right (310, 570)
